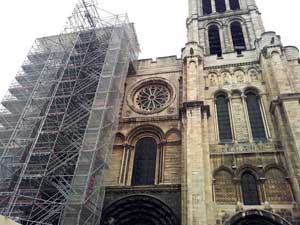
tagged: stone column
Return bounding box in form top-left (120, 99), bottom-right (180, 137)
top-left (119, 143), bottom-right (133, 185)
top-left (181, 42), bottom-right (213, 225)
top-left (158, 139), bottom-right (167, 184)
top-left (182, 102), bottom-right (210, 225)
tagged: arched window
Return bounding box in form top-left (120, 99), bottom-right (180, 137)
top-left (216, 94), bottom-right (232, 143)
top-left (215, 0), bottom-right (226, 13)
top-left (245, 91), bottom-right (266, 141)
top-left (265, 169), bottom-right (293, 204)
top-left (214, 170), bottom-right (237, 204)
top-left (132, 137), bottom-right (157, 185)
top-left (229, 0), bottom-right (240, 10)
top-left (230, 21), bottom-right (246, 53)
top-left (241, 172), bottom-right (260, 205)
top-left (208, 25), bottom-right (222, 56)
top-left (203, 0), bottom-right (212, 15)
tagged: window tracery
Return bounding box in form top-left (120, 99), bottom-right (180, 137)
top-left (135, 84), bottom-right (170, 112)
top-left (128, 79), bottom-right (175, 115)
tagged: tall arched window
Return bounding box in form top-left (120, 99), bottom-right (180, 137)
top-left (241, 172), bottom-right (260, 205)
top-left (132, 137), bottom-right (157, 185)
top-left (203, 0), bottom-right (212, 15)
top-left (208, 25), bottom-right (222, 56)
top-left (216, 94), bottom-right (232, 143)
top-left (229, 0), bottom-right (240, 10)
top-left (245, 91), bottom-right (266, 141)
top-left (215, 0), bottom-right (226, 13)
top-left (230, 21), bottom-right (246, 53)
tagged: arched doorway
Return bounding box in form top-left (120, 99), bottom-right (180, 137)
top-left (225, 210), bottom-right (291, 225)
top-left (100, 195), bottom-right (180, 225)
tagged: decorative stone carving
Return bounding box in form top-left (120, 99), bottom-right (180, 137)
top-left (248, 68), bottom-right (260, 82)
top-left (209, 73), bottom-right (218, 86)
top-left (222, 71), bottom-right (232, 85)
top-left (234, 70), bottom-right (245, 84)
top-left (206, 65), bottom-right (263, 89)
top-left (210, 142), bottom-right (283, 154)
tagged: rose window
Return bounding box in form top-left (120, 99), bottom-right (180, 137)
top-left (135, 85), bottom-right (171, 112)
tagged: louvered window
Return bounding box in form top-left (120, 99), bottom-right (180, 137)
top-left (132, 137), bottom-right (157, 186)
top-left (208, 25), bottom-right (222, 57)
top-left (246, 92), bottom-right (266, 141)
top-left (216, 94), bottom-right (232, 143)
top-left (241, 172), bottom-right (260, 205)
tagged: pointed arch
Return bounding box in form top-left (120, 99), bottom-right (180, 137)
top-left (230, 21), bottom-right (246, 53)
top-left (208, 25), bottom-right (222, 56)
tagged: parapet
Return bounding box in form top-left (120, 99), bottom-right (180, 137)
top-left (134, 56), bottom-right (182, 75)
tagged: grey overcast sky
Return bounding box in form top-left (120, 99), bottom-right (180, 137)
top-left (0, 0), bottom-right (299, 100)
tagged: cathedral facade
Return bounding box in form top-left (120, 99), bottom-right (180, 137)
top-left (100, 0), bottom-right (300, 224)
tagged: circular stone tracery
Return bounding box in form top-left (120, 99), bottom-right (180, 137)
top-left (135, 85), bottom-right (170, 112)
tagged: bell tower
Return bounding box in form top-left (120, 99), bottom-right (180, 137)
top-left (182, 0), bottom-right (300, 224)
top-left (187, 0), bottom-right (264, 55)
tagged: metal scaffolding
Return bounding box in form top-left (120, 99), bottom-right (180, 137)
top-left (0, 0), bottom-right (139, 224)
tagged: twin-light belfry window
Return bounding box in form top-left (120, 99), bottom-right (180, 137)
top-left (204, 0), bottom-right (246, 55)
top-left (216, 91), bottom-right (266, 143)
top-left (203, 0), bottom-right (240, 14)
top-left (208, 22), bottom-right (246, 56)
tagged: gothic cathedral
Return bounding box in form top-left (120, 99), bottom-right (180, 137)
top-left (100, 0), bottom-right (300, 224)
